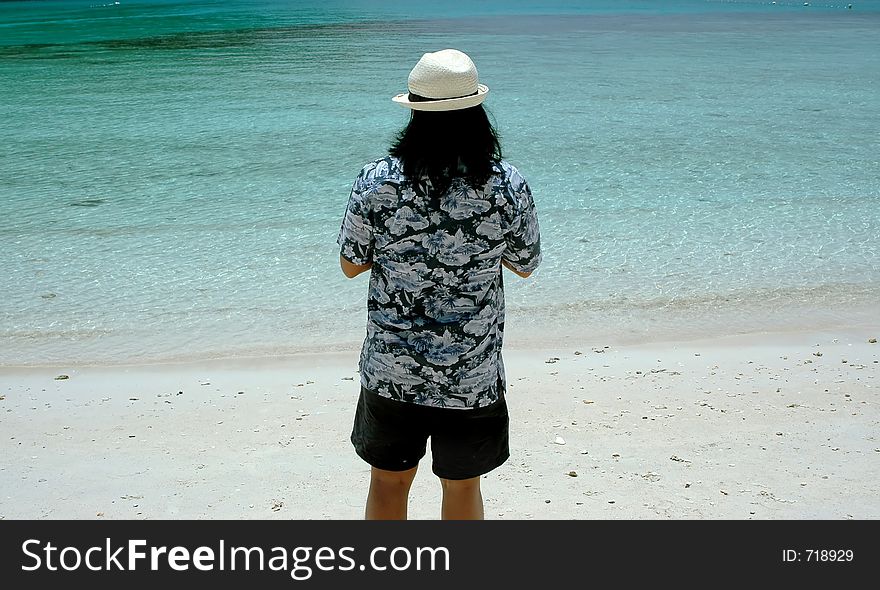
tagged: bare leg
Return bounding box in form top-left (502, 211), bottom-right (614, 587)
top-left (440, 476), bottom-right (484, 520)
top-left (365, 466), bottom-right (418, 520)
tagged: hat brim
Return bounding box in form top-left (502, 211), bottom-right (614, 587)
top-left (392, 84), bottom-right (489, 111)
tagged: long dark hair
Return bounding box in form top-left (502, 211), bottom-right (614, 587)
top-left (389, 104), bottom-right (502, 195)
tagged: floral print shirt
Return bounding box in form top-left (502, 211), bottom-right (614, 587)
top-left (338, 156), bottom-right (541, 409)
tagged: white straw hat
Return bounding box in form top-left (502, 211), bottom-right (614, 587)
top-left (392, 49), bottom-right (489, 112)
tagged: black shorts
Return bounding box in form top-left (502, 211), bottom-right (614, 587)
top-left (351, 387), bottom-right (509, 480)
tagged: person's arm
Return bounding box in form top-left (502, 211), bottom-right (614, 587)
top-left (340, 256), bottom-right (372, 278)
top-left (501, 166), bottom-right (541, 278)
top-left (337, 163), bottom-right (377, 278)
top-left (502, 258), bottom-right (531, 278)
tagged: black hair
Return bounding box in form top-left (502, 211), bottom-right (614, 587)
top-left (389, 102), bottom-right (502, 195)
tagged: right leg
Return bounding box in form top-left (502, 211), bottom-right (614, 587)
top-left (439, 476), bottom-right (484, 520)
top-left (431, 396), bottom-right (509, 520)
top-left (366, 466), bottom-right (418, 520)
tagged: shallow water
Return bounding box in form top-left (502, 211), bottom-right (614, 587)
top-left (2, 0), bottom-right (878, 364)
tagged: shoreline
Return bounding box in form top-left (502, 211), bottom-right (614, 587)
top-left (1, 327), bottom-right (877, 519)
top-left (3, 295), bottom-right (879, 368)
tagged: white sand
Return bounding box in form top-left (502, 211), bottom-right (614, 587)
top-left (0, 329), bottom-right (877, 520)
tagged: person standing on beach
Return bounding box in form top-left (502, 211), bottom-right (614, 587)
top-left (337, 49), bottom-right (541, 520)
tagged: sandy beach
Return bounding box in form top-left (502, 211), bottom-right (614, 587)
top-left (1, 328), bottom-right (877, 520)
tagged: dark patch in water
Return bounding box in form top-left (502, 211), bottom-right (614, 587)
top-left (97, 30), bottom-right (258, 51)
top-left (69, 198), bottom-right (106, 207)
top-left (0, 21), bottom-right (353, 59)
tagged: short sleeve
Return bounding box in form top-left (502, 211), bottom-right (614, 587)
top-left (502, 169), bottom-right (542, 274)
top-left (337, 168), bottom-right (375, 266)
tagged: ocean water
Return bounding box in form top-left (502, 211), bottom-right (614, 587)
top-left (1, 0), bottom-right (879, 365)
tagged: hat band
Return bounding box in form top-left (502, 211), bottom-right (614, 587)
top-left (408, 91), bottom-right (478, 103)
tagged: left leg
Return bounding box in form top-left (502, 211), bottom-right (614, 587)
top-left (351, 388), bottom-right (429, 519)
top-left (366, 466), bottom-right (419, 520)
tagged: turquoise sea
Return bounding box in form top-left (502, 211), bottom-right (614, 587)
top-left (2, 0), bottom-right (879, 365)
